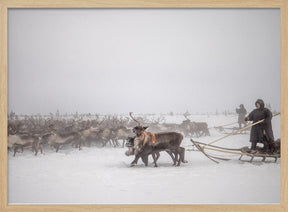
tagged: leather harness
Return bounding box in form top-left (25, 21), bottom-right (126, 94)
top-left (143, 131), bottom-right (156, 144)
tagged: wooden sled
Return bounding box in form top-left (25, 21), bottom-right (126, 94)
top-left (238, 146), bottom-right (280, 162)
top-left (190, 139), bottom-right (280, 163)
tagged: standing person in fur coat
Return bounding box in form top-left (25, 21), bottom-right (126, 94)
top-left (244, 99), bottom-right (275, 152)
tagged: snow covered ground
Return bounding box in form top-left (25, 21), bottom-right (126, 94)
top-left (8, 114), bottom-right (280, 204)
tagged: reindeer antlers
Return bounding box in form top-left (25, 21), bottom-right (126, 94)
top-left (129, 112), bottom-right (141, 126)
top-left (98, 119), bottom-right (105, 126)
top-left (183, 113), bottom-right (190, 121)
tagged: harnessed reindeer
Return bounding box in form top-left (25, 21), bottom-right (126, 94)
top-left (127, 112), bottom-right (187, 167)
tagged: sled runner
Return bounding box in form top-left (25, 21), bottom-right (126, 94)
top-left (190, 139), bottom-right (280, 163)
top-left (238, 146), bottom-right (280, 162)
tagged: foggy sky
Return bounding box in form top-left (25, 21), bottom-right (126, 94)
top-left (8, 9), bottom-right (280, 115)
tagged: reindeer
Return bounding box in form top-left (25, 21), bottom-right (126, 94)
top-left (113, 126), bottom-right (133, 148)
top-left (180, 114), bottom-right (210, 137)
top-left (80, 126), bottom-right (99, 146)
top-left (194, 122), bottom-right (210, 137)
top-left (128, 112), bottom-right (187, 167)
top-left (125, 136), bottom-right (184, 167)
top-left (45, 125), bottom-right (82, 152)
top-left (8, 133), bottom-right (42, 156)
top-left (8, 121), bottom-right (44, 156)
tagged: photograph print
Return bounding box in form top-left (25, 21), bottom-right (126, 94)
top-left (8, 8), bottom-right (280, 204)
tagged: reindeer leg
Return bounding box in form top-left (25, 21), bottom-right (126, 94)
top-left (32, 143), bottom-right (35, 153)
top-left (40, 144), bottom-right (43, 154)
top-left (173, 150), bottom-right (179, 166)
top-left (142, 155), bottom-right (149, 166)
top-left (75, 138), bottom-right (82, 151)
top-left (56, 144), bottom-right (60, 152)
top-left (34, 141), bottom-right (39, 156)
top-left (76, 141), bottom-right (79, 149)
top-left (131, 154), bottom-right (141, 166)
top-left (108, 139), bottom-right (113, 147)
top-left (155, 152), bottom-right (160, 161)
top-left (176, 148), bottom-right (182, 166)
top-left (35, 145), bottom-right (38, 156)
top-left (180, 147), bottom-right (188, 163)
top-left (114, 139), bottom-right (119, 148)
top-left (32, 142), bottom-right (36, 156)
top-left (239, 155), bottom-right (244, 160)
top-left (104, 139), bottom-right (109, 147)
top-left (172, 151), bottom-right (177, 165)
top-left (112, 139), bottom-right (117, 147)
top-left (166, 150), bottom-right (176, 165)
top-left (152, 153), bottom-right (158, 167)
top-left (13, 145), bottom-right (17, 157)
top-left (170, 151), bottom-right (176, 165)
top-left (115, 139), bottom-right (120, 147)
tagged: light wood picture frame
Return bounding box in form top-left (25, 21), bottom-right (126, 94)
top-left (0, 0), bottom-right (287, 211)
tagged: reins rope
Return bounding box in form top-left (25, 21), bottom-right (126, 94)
top-left (191, 140), bottom-right (243, 151)
top-left (208, 121), bottom-right (238, 130)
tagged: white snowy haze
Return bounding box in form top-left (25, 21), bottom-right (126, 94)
top-left (8, 9), bottom-right (280, 115)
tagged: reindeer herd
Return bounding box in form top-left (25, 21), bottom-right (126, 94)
top-left (7, 113), bottom-right (210, 160)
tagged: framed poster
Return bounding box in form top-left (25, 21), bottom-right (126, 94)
top-left (0, 0), bottom-right (287, 211)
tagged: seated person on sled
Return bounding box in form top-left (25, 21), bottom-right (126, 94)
top-left (244, 99), bottom-right (276, 153)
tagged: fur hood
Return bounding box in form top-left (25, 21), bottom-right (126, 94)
top-left (255, 99), bottom-right (265, 109)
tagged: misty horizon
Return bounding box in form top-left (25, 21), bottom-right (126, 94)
top-left (8, 9), bottom-right (280, 115)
